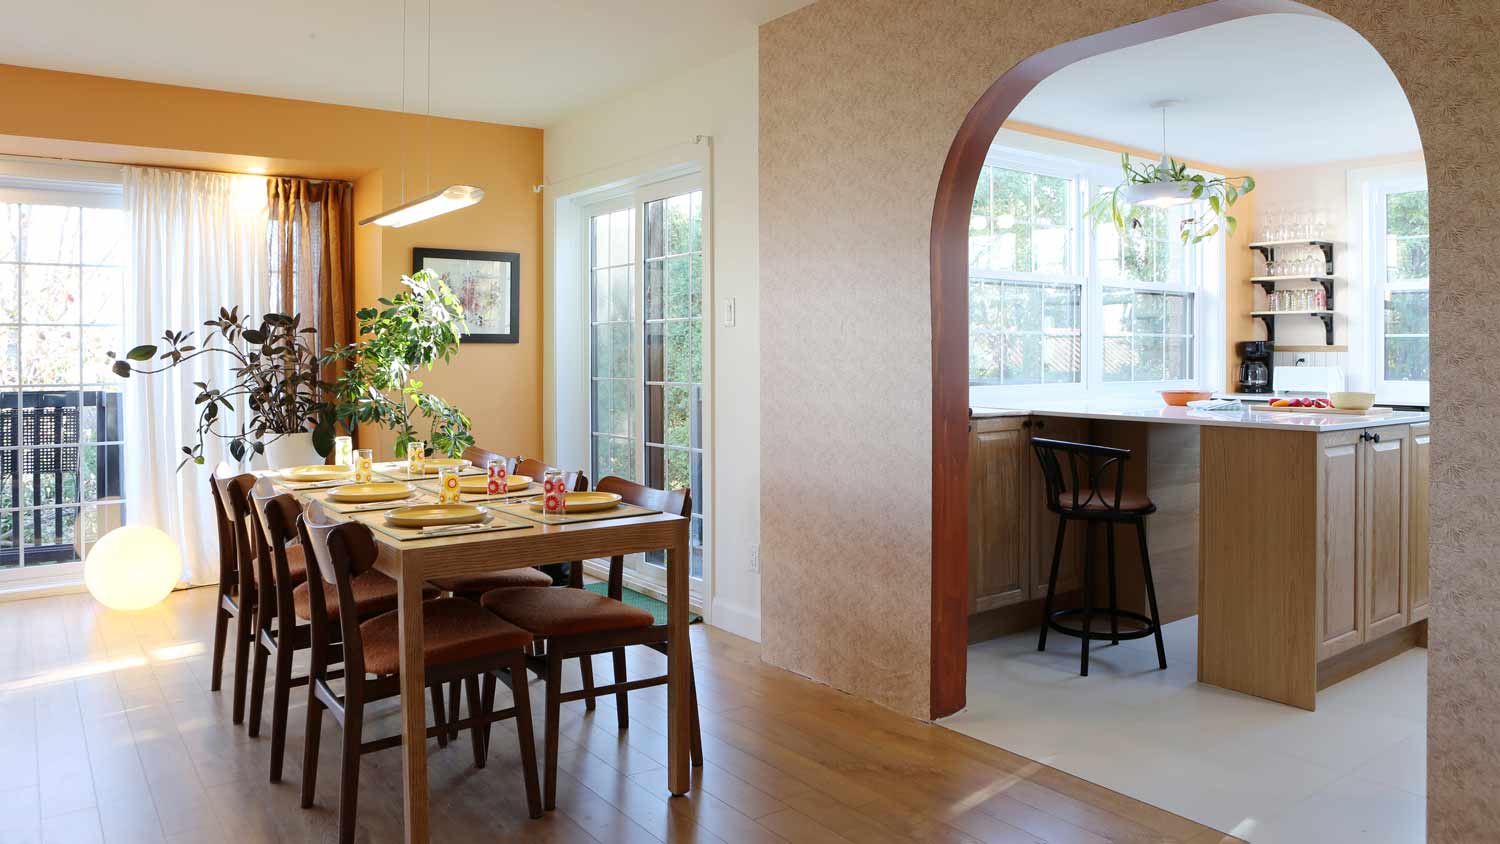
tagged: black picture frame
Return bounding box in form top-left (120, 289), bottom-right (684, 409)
top-left (412, 247), bottom-right (520, 343)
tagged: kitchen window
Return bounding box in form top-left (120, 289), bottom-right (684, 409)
top-left (969, 149), bottom-right (1211, 393)
top-left (1370, 182), bottom-right (1429, 403)
top-left (0, 170), bottom-right (127, 582)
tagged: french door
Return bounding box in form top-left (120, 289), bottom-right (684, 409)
top-left (584, 175), bottom-right (705, 592)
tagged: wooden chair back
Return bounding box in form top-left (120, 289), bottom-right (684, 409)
top-left (593, 476), bottom-right (691, 599)
top-left (209, 462), bottom-right (240, 591)
top-left (250, 478), bottom-right (304, 618)
top-left (299, 503), bottom-right (377, 677)
top-left (212, 467), bottom-right (259, 599)
top-left (515, 458), bottom-right (587, 492)
top-left (463, 446), bottom-right (517, 475)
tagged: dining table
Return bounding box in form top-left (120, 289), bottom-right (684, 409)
top-left (268, 463), bottom-right (693, 843)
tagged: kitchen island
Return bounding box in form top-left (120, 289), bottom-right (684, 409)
top-left (968, 399), bottom-right (1430, 710)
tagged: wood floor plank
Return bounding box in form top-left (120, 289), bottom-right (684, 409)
top-left (0, 586), bottom-right (1242, 843)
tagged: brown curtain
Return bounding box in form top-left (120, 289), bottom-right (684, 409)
top-left (266, 178), bottom-right (354, 371)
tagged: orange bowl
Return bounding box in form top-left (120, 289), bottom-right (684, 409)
top-left (1159, 389), bottom-right (1213, 406)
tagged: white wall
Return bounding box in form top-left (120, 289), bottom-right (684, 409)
top-left (542, 42), bottom-right (762, 641)
top-left (1249, 153), bottom-right (1424, 393)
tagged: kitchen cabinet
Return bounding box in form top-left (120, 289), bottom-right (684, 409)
top-left (969, 416), bottom-right (1030, 612)
top-left (1316, 424), bottom-right (1415, 661)
top-left (1028, 416), bottom-right (1089, 599)
top-left (1408, 422), bottom-right (1430, 622)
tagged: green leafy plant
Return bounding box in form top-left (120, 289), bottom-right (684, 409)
top-left (324, 270), bottom-right (474, 458)
top-left (1088, 154), bottom-right (1255, 245)
top-left (108, 308), bottom-right (336, 469)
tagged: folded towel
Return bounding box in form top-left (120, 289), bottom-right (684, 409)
top-left (1186, 398), bottom-right (1245, 411)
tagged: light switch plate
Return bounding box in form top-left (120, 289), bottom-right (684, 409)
top-left (723, 297), bottom-right (737, 327)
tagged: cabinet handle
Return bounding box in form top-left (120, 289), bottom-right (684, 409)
top-left (1034, 420), bottom-right (1046, 431)
top-left (1361, 431), bottom-right (1383, 443)
top-left (1371, 432), bottom-right (1381, 443)
top-left (1021, 420), bottom-right (1031, 429)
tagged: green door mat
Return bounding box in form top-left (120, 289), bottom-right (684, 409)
top-left (585, 582), bottom-right (702, 626)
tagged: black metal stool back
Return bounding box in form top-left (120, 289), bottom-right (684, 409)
top-left (1030, 437), bottom-right (1167, 676)
top-left (1031, 437), bottom-right (1134, 517)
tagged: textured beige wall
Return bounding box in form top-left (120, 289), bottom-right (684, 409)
top-left (759, 0), bottom-right (1500, 838)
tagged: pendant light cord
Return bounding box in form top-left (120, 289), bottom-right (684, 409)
top-left (426, 0), bottom-right (432, 194)
top-left (400, 0), bottom-right (407, 204)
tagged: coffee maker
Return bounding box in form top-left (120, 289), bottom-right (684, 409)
top-left (1237, 340), bottom-right (1273, 393)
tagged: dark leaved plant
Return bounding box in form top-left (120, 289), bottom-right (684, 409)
top-left (108, 308), bottom-right (336, 469)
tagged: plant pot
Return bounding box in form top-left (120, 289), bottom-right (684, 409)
top-left (255, 432), bottom-right (325, 470)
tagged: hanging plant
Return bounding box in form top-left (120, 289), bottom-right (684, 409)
top-left (1088, 153), bottom-right (1255, 245)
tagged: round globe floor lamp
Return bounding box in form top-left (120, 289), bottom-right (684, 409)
top-left (84, 526), bottom-right (181, 611)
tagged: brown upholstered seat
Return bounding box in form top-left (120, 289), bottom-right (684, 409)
top-left (292, 571), bottom-right (436, 621)
top-left (360, 598), bottom-right (532, 676)
top-left (431, 567), bottom-right (553, 597)
top-left (480, 586), bottom-right (653, 638)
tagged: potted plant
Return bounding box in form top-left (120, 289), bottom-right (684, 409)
top-left (1089, 153), bottom-right (1255, 245)
top-left (323, 270), bottom-right (474, 458)
top-left (108, 308), bottom-right (336, 470)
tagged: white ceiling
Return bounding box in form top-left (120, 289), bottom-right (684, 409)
top-left (0, 0), bottom-right (810, 128)
top-left (1011, 14), bottom-right (1422, 170)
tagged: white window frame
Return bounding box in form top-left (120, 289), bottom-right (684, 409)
top-left (1352, 164), bottom-right (1429, 406)
top-left (578, 172), bottom-right (710, 602)
top-left (969, 146), bottom-right (1222, 405)
top-left (0, 157), bottom-right (126, 590)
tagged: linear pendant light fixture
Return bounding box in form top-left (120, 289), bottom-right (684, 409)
top-left (360, 0), bottom-right (483, 227)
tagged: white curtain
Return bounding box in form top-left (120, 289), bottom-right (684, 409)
top-left (123, 167), bottom-right (269, 586)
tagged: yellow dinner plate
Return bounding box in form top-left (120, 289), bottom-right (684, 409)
top-left (281, 465), bottom-right (354, 482)
top-left (384, 503), bottom-right (489, 528)
top-left (327, 482), bottom-right (413, 503)
top-left (458, 474), bottom-right (532, 493)
top-left (410, 457), bottom-right (472, 475)
top-left (527, 491), bottom-right (623, 514)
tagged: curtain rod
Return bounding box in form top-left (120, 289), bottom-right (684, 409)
top-left (0, 151), bottom-right (349, 184)
top-left (532, 134), bottom-right (711, 194)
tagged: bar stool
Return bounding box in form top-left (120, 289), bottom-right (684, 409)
top-left (1030, 437), bottom-right (1168, 676)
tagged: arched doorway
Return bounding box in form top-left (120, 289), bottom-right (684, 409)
top-left (928, 0), bottom-right (1414, 718)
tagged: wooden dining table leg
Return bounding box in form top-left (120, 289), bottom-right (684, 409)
top-left (396, 564), bottom-right (430, 843)
top-left (666, 519), bottom-right (691, 797)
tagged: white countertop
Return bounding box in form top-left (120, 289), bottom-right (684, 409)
top-left (971, 399), bottom-right (1428, 432)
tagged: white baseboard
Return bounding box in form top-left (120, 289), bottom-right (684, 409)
top-left (708, 598), bottom-right (760, 642)
top-left (0, 576), bottom-right (88, 603)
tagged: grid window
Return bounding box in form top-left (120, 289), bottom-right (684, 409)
top-left (1381, 189), bottom-right (1429, 383)
top-left (0, 199), bottom-right (127, 570)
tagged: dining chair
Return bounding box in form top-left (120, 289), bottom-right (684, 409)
top-left (211, 466), bottom-right (289, 725)
top-left (478, 475), bottom-right (703, 810)
top-left (461, 445), bottom-right (519, 475)
top-left (297, 504), bottom-right (542, 842)
top-left (208, 464), bottom-right (256, 722)
top-left (245, 480), bottom-right (443, 782)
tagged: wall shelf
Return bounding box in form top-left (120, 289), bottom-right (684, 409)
top-left (1251, 311), bottom-right (1336, 346)
top-left (1275, 344), bottom-right (1348, 353)
top-left (1248, 242), bottom-right (1338, 351)
top-left (1249, 276), bottom-right (1334, 284)
top-left (1249, 240), bottom-right (1335, 275)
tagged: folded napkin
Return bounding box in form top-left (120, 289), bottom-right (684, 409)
top-left (419, 523), bottom-right (494, 536)
top-left (1186, 398), bottom-right (1245, 411)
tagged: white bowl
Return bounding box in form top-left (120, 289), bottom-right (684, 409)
top-left (1330, 391), bottom-right (1376, 411)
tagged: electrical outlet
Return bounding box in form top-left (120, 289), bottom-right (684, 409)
top-left (748, 543), bottom-right (760, 573)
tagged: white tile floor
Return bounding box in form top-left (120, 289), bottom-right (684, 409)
top-left (941, 616), bottom-right (1426, 843)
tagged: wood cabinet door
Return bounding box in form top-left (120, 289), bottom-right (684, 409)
top-left (1408, 422), bottom-right (1430, 622)
top-left (1029, 416), bottom-right (1090, 599)
top-left (1364, 425), bottom-right (1410, 640)
top-left (1317, 429), bottom-right (1364, 660)
top-left (969, 417), bottom-right (1030, 613)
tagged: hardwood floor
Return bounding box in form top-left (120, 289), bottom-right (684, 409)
top-left (0, 586), bottom-right (1243, 843)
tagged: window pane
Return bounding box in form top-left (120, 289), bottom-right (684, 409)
top-left (590, 215), bottom-right (608, 268)
top-left (663, 385), bottom-right (692, 446)
top-left (1386, 236), bottom-right (1429, 281)
top-left (592, 378), bottom-right (633, 437)
top-left (1133, 335), bottom-right (1167, 382)
top-left (0, 326), bottom-right (18, 386)
top-left (1103, 336), bottom-right (1131, 382)
top-left (22, 265), bottom-right (80, 323)
top-left (665, 320), bottom-right (701, 384)
top-left (968, 279), bottom-right (1080, 386)
top-left (1385, 337), bottom-right (1430, 382)
top-left (970, 328), bottom-right (1001, 383)
top-left (593, 435), bottom-right (635, 484)
top-left (1384, 290), bottom-right (1429, 336)
top-left (20, 205), bottom-right (79, 264)
top-left (0, 264), bottom-right (16, 322)
top-left (1385, 190), bottom-right (1428, 238)
top-left (23, 327), bottom-right (80, 385)
top-left (80, 267), bottom-right (123, 326)
top-left (591, 324), bottom-right (633, 378)
top-left (665, 447), bottom-right (691, 493)
top-left (1101, 289), bottom-right (1193, 383)
top-left (82, 326), bottom-right (121, 384)
top-left (0, 204), bottom-right (18, 262)
top-left (609, 209), bottom-right (630, 267)
top-left (1044, 336), bottom-right (1081, 384)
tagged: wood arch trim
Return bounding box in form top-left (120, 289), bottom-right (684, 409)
top-left (928, 0), bottom-right (1336, 718)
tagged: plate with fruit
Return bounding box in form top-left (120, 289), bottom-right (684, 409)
top-left (1263, 397), bottom-right (1390, 415)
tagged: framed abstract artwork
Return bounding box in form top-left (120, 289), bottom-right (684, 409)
top-left (412, 247), bottom-right (520, 343)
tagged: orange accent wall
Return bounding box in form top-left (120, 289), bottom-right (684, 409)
top-left (1003, 120), bottom-right (1258, 390)
top-left (0, 63), bottom-right (544, 459)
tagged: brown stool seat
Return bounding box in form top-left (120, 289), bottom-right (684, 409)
top-left (360, 598), bottom-right (533, 676)
top-left (293, 572), bottom-right (437, 621)
top-left (431, 567), bottom-right (554, 597)
top-left (480, 587), bottom-right (653, 638)
top-left (253, 542), bottom-right (308, 585)
top-left (1068, 487), bottom-right (1156, 515)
